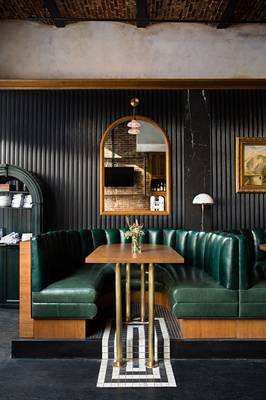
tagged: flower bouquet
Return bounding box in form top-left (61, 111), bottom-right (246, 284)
top-left (125, 217), bottom-right (144, 254)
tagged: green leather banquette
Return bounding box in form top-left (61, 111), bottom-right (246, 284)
top-left (235, 229), bottom-right (266, 318)
top-left (31, 228), bottom-right (240, 319)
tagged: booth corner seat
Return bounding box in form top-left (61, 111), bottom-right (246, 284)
top-left (31, 230), bottom-right (115, 319)
top-left (236, 229), bottom-right (266, 318)
top-left (31, 228), bottom-right (239, 320)
top-left (167, 230), bottom-right (239, 318)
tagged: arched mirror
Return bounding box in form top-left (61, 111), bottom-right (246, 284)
top-left (100, 115), bottom-right (171, 215)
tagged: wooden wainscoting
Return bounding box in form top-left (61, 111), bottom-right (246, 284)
top-left (180, 319), bottom-right (266, 339)
top-left (237, 320), bottom-right (266, 339)
top-left (179, 319), bottom-right (237, 339)
top-left (33, 320), bottom-right (86, 339)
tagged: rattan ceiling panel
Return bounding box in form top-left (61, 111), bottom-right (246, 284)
top-left (56, 0), bottom-right (136, 19)
top-left (0, 0), bottom-right (50, 20)
top-left (147, 0), bottom-right (228, 21)
top-left (0, 0), bottom-right (265, 25)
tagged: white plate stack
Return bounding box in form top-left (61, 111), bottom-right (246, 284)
top-left (11, 193), bottom-right (24, 208)
top-left (23, 194), bottom-right (32, 208)
top-left (0, 195), bottom-right (11, 207)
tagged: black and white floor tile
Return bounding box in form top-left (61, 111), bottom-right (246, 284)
top-left (97, 317), bottom-right (176, 388)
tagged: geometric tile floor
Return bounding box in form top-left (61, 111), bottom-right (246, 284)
top-left (97, 317), bottom-right (176, 387)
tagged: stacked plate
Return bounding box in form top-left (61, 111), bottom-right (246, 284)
top-left (11, 193), bottom-right (24, 208)
top-left (0, 195), bottom-right (11, 207)
top-left (23, 194), bottom-right (32, 208)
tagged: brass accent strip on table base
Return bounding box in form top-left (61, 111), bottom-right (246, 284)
top-left (126, 263), bottom-right (131, 322)
top-left (146, 263), bottom-right (157, 369)
top-left (114, 262), bottom-right (125, 368)
top-left (140, 263), bottom-right (146, 322)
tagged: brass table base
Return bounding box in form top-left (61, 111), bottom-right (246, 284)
top-left (113, 360), bottom-right (126, 368)
top-left (114, 262), bottom-right (156, 368)
top-left (146, 361), bottom-right (158, 369)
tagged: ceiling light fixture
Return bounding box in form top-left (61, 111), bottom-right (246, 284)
top-left (127, 98), bottom-right (141, 135)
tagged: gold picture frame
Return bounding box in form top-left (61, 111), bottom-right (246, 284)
top-left (236, 137), bottom-right (266, 192)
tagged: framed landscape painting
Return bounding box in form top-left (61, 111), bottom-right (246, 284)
top-left (236, 137), bottom-right (266, 192)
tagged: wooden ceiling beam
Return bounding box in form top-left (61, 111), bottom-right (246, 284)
top-left (217, 0), bottom-right (239, 29)
top-left (136, 0), bottom-right (148, 28)
top-left (43, 0), bottom-right (65, 28)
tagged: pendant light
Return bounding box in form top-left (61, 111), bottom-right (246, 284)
top-left (127, 98), bottom-right (141, 135)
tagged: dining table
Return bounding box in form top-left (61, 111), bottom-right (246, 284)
top-left (85, 243), bottom-right (184, 368)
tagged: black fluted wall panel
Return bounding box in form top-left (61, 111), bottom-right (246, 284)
top-left (0, 89), bottom-right (265, 232)
top-left (0, 90), bottom-right (184, 231)
top-left (209, 90), bottom-right (266, 230)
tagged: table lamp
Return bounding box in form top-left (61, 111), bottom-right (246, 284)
top-left (192, 193), bottom-right (214, 231)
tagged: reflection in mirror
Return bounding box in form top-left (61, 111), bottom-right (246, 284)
top-left (101, 116), bottom-right (170, 215)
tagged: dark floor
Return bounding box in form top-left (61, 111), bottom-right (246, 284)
top-left (1, 309), bottom-right (266, 400)
top-left (0, 308), bottom-right (18, 360)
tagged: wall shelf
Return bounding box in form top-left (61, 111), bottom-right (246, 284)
top-left (0, 164), bottom-right (43, 308)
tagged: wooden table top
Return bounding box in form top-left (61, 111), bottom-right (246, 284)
top-left (259, 244), bottom-right (266, 251)
top-left (85, 243), bottom-right (184, 264)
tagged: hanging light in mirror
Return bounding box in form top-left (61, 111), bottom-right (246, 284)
top-left (127, 98), bottom-right (141, 135)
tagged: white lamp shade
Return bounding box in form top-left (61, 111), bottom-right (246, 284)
top-left (128, 128), bottom-right (140, 135)
top-left (127, 120), bottom-right (141, 128)
top-left (192, 193), bottom-right (214, 205)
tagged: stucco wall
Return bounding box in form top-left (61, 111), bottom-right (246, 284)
top-left (0, 21), bottom-right (265, 79)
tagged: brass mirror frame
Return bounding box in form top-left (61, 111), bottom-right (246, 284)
top-left (100, 115), bottom-right (171, 215)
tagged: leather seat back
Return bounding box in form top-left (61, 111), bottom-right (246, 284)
top-left (31, 230), bottom-right (83, 292)
top-left (236, 229), bottom-right (266, 289)
top-left (79, 228), bottom-right (239, 290)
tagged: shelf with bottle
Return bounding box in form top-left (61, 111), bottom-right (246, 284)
top-left (150, 178), bottom-right (167, 193)
top-left (151, 191), bottom-right (166, 197)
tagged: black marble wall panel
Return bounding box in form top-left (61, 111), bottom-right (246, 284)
top-left (183, 90), bottom-right (211, 230)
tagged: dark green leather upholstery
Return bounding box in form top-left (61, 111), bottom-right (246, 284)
top-left (235, 229), bottom-right (266, 317)
top-left (169, 230), bottom-right (239, 317)
top-left (31, 228), bottom-right (241, 319)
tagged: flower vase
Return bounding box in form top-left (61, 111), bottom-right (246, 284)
top-left (132, 236), bottom-right (141, 254)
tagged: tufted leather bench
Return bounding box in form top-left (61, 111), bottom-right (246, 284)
top-left (31, 228), bottom-right (241, 319)
top-left (233, 229), bottom-right (266, 318)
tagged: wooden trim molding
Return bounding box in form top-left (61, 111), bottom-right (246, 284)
top-left (0, 79), bottom-right (266, 90)
top-left (19, 241), bottom-right (34, 338)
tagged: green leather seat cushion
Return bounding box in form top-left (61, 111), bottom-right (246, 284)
top-left (32, 303), bottom-right (97, 319)
top-left (169, 266), bottom-right (238, 303)
top-left (32, 263), bottom-right (114, 304)
top-left (239, 303), bottom-right (266, 318)
top-left (240, 282), bottom-right (266, 303)
top-left (172, 302), bottom-right (238, 318)
top-left (239, 263), bottom-right (266, 303)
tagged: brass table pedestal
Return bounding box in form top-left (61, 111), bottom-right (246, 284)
top-left (124, 262), bottom-right (157, 368)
